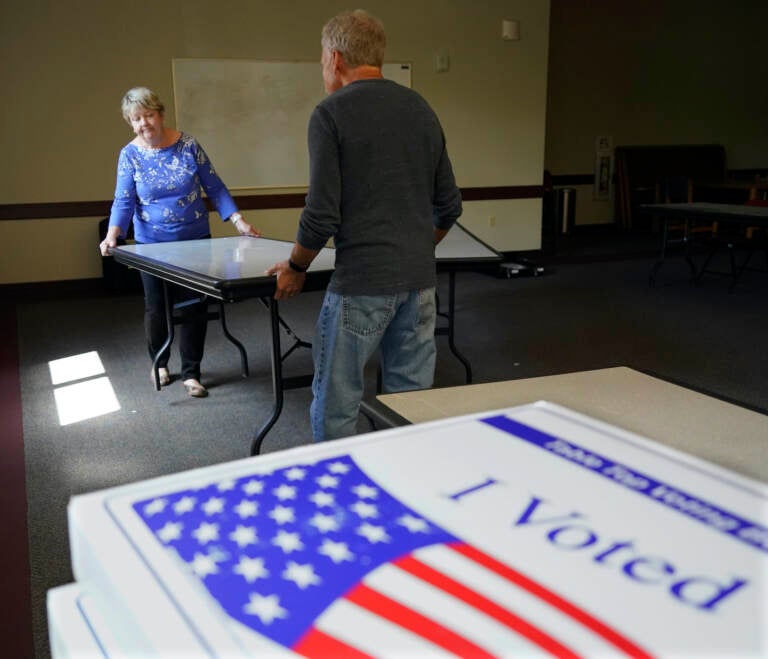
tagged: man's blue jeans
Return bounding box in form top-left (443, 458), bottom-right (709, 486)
top-left (310, 288), bottom-right (437, 441)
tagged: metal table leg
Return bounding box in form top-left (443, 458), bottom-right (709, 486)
top-left (251, 297), bottom-right (284, 455)
top-left (217, 300), bottom-right (249, 377)
top-left (436, 271), bottom-right (472, 384)
top-left (250, 298), bottom-right (315, 455)
top-left (649, 217), bottom-right (697, 287)
top-left (151, 281), bottom-right (175, 391)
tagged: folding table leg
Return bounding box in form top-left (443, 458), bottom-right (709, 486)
top-left (217, 301), bottom-right (249, 377)
top-left (251, 297), bottom-right (284, 455)
top-left (150, 281), bottom-right (175, 391)
top-left (436, 272), bottom-right (472, 383)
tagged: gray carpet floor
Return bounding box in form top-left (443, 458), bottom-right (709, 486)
top-left (18, 252), bottom-right (768, 657)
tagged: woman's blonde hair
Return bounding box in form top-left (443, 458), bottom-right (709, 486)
top-left (121, 87), bottom-right (164, 123)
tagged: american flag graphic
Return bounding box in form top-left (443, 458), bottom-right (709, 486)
top-left (133, 454), bottom-right (652, 658)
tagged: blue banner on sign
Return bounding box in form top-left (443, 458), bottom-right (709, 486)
top-left (481, 415), bottom-right (767, 554)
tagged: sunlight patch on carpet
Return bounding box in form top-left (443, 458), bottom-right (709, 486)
top-left (49, 352), bottom-right (120, 425)
top-left (48, 351), bottom-right (105, 385)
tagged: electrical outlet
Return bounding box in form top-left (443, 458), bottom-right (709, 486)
top-left (489, 215), bottom-right (496, 227)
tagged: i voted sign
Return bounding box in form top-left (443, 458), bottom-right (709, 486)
top-left (69, 402), bottom-right (766, 657)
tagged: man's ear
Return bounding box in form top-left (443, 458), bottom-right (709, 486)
top-left (332, 49), bottom-right (345, 74)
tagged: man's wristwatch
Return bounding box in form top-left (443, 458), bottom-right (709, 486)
top-left (288, 259), bottom-right (308, 273)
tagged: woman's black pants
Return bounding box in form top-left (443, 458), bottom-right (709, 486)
top-left (140, 271), bottom-right (207, 381)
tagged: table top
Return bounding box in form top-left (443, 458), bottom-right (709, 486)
top-left (695, 179), bottom-right (768, 191)
top-left (373, 367), bottom-right (768, 483)
top-left (66, 400), bottom-right (767, 657)
top-left (434, 222), bottom-right (501, 265)
top-left (111, 223), bottom-right (501, 300)
top-left (641, 201), bottom-right (768, 224)
top-left (112, 236), bottom-right (336, 300)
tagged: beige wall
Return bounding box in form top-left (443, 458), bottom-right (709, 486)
top-left (0, 0), bottom-right (551, 284)
top-left (546, 0), bottom-right (768, 225)
top-left (4, 1), bottom-right (767, 282)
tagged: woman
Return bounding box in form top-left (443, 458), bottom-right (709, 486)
top-left (100, 87), bottom-right (260, 398)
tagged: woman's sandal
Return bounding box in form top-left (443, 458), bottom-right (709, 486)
top-left (151, 367), bottom-right (171, 387)
top-left (183, 379), bottom-right (208, 398)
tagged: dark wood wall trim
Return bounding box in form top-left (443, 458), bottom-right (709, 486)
top-left (461, 185), bottom-right (543, 200)
top-left (5, 170), bottom-right (763, 221)
top-left (550, 174), bottom-right (593, 186)
top-left (0, 185), bottom-right (544, 221)
top-left (1, 200), bottom-right (114, 220)
top-left (548, 168), bottom-right (766, 189)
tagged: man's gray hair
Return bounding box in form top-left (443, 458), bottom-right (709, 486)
top-left (321, 9), bottom-right (386, 68)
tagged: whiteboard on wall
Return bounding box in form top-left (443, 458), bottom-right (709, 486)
top-left (172, 59), bottom-right (412, 190)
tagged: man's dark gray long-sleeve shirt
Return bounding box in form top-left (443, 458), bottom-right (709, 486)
top-left (297, 78), bottom-right (462, 295)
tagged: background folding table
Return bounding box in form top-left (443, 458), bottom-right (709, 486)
top-left (642, 202), bottom-right (768, 287)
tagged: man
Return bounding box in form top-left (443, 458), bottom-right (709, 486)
top-left (267, 9), bottom-right (462, 441)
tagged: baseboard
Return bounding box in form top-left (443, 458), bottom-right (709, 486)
top-left (570, 222), bottom-right (622, 234)
top-left (1, 278), bottom-right (114, 303)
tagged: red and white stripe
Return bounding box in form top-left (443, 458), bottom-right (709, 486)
top-left (294, 542), bottom-right (654, 658)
